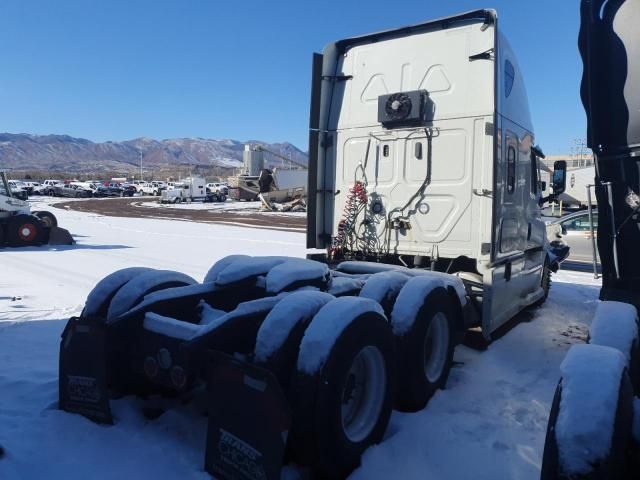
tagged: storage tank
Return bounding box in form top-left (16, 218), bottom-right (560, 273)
top-left (243, 145), bottom-right (264, 176)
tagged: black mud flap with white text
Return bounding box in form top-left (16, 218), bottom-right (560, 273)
top-left (204, 351), bottom-right (291, 480)
top-left (58, 316), bottom-right (112, 424)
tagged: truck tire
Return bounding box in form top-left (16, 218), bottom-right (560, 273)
top-left (217, 194), bottom-right (227, 203)
top-left (532, 262), bottom-right (552, 308)
top-left (289, 309), bottom-right (395, 478)
top-left (34, 211), bottom-right (58, 228)
top-left (83, 267), bottom-right (155, 318)
top-left (392, 287), bottom-right (456, 412)
top-left (106, 270), bottom-right (197, 322)
top-left (541, 371), bottom-right (634, 479)
top-left (7, 214), bottom-right (44, 247)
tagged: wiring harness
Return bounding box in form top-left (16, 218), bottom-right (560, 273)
top-left (330, 181), bottom-right (368, 257)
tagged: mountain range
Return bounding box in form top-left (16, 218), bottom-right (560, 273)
top-left (0, 133), bottom-right (308, 174)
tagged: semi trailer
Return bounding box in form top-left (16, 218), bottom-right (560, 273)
top-left (59, 9), bottom-right (569, 479)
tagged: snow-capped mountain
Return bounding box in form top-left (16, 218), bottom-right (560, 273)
top-left (0, 133), bottom-right (308, 173)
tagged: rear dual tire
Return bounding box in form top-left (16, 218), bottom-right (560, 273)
top-left (394, 287), bottom-right (456, 412)
top-left (290, 311), bottom-right (395, 478)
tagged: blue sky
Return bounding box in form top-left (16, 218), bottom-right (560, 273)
top-left (1, 0), bottom-right (584, 153)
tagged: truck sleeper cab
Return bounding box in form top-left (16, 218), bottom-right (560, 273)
top-left (307, 9), bottom-right (560, 337)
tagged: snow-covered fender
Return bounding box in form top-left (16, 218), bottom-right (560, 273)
top-left (391, 272), bottom-right (468, 343)
top-left (254, 291), bottom-right (334, 390)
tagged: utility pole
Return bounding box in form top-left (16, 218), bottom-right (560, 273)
top-left (139, 149), bottom-right (143, 181)
top-left (570, 138), bottom-right (588, 168)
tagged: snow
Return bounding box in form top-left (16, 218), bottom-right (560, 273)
top-left (83, 266), bottom-right (153, 317)
top-left (134, 199), bottom-right (305, 218)
top-left (143, 312), bottom-right (201, 340)
top-left (297, 297), bottom-right (385, 374)
top-left (254, 291), bottom-right (334, 363)
top-left (328, 276), bottom-right (366, 295)
top-left (391, 276), bottom-right (452, 335)
top-left (198, 301), bottom-right (227, 326)
top-left (203, 254), bottom-right (249, 284)
top-left (337, 261), bottom-right (411, 275)
top-left (337, 261), bottom-right (467, 306)
top-left (556, 344), bottom-right (627, 475)
top-left (412, 270), bottom-right (468, 307)
top-left (214, 256), bottom-right (288, 286)
top-left (265, 259), bottom-right (329, 293)
top-left (123, 282), bottom-right (219, 318)
top-left (359, 271), bottom-right (410, 305)
top-left (0, 197), bottom-right (607, 479)
top-left (589, 301), bottom-right (639, 362)
top-left (105, 269), bottom-right (197, 322)
top-left (190, 295), bottom-right (286, 340)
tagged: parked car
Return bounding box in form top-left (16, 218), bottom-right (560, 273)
top-left (7, 180), bottom-right (29, 200)
top-left (70, 182), bottom-right (98, 197)
top-left (546, 210), bottom-right (599, 265)
top-left (206, 182), bottom-right (229, 195)
top-left (94, 185), bottom-right (123, 197)
top-left (93, 184), bottom-right (134, 197)
top-left (122, 185), bottom-right (136, 197)
top-left (43, 180), bottom-right (64, 195)
top-left (23, 181), bottom-right (45, 195)
top-left (139, 182), bottom-right (161, 196)
top-left (53, 184), bottom-right (88, 198)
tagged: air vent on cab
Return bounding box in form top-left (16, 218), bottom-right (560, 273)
top-left (377, 90), bottom-right (429, 128)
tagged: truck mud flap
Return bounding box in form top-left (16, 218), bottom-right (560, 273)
top-left (59, 317), bottom-right (112, 424)
top-left (204, 351), bottom-right (291, 480)
top-left (46, 226), bottom-right (75, 245)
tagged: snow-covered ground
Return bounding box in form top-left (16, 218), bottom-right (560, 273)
top-left (0, 201), bottom-right (601, 479)
top-left (134, 199), bottom-right (306, 217)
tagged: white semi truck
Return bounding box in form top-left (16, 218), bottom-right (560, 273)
top-left (59, 10), bottom-right (568, 479)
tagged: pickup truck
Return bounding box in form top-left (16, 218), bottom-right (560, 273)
top-left (7, 180), bottom-right (29, 200)
top-left (43, 180), bottom-right (64, 195)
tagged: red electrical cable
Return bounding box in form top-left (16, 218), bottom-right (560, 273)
top-left (330, 181), bottom-right (368, 257)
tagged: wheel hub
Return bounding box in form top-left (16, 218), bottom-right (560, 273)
top-left (341, 345), bottom-right (386, 443)
top-left (424, 312), bottom-right (450, 383)
top-left (18, 224), bottom-right (37, 241)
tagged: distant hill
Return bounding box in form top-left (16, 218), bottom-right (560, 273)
top-left (0, 133), bottom-right (307, 174)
